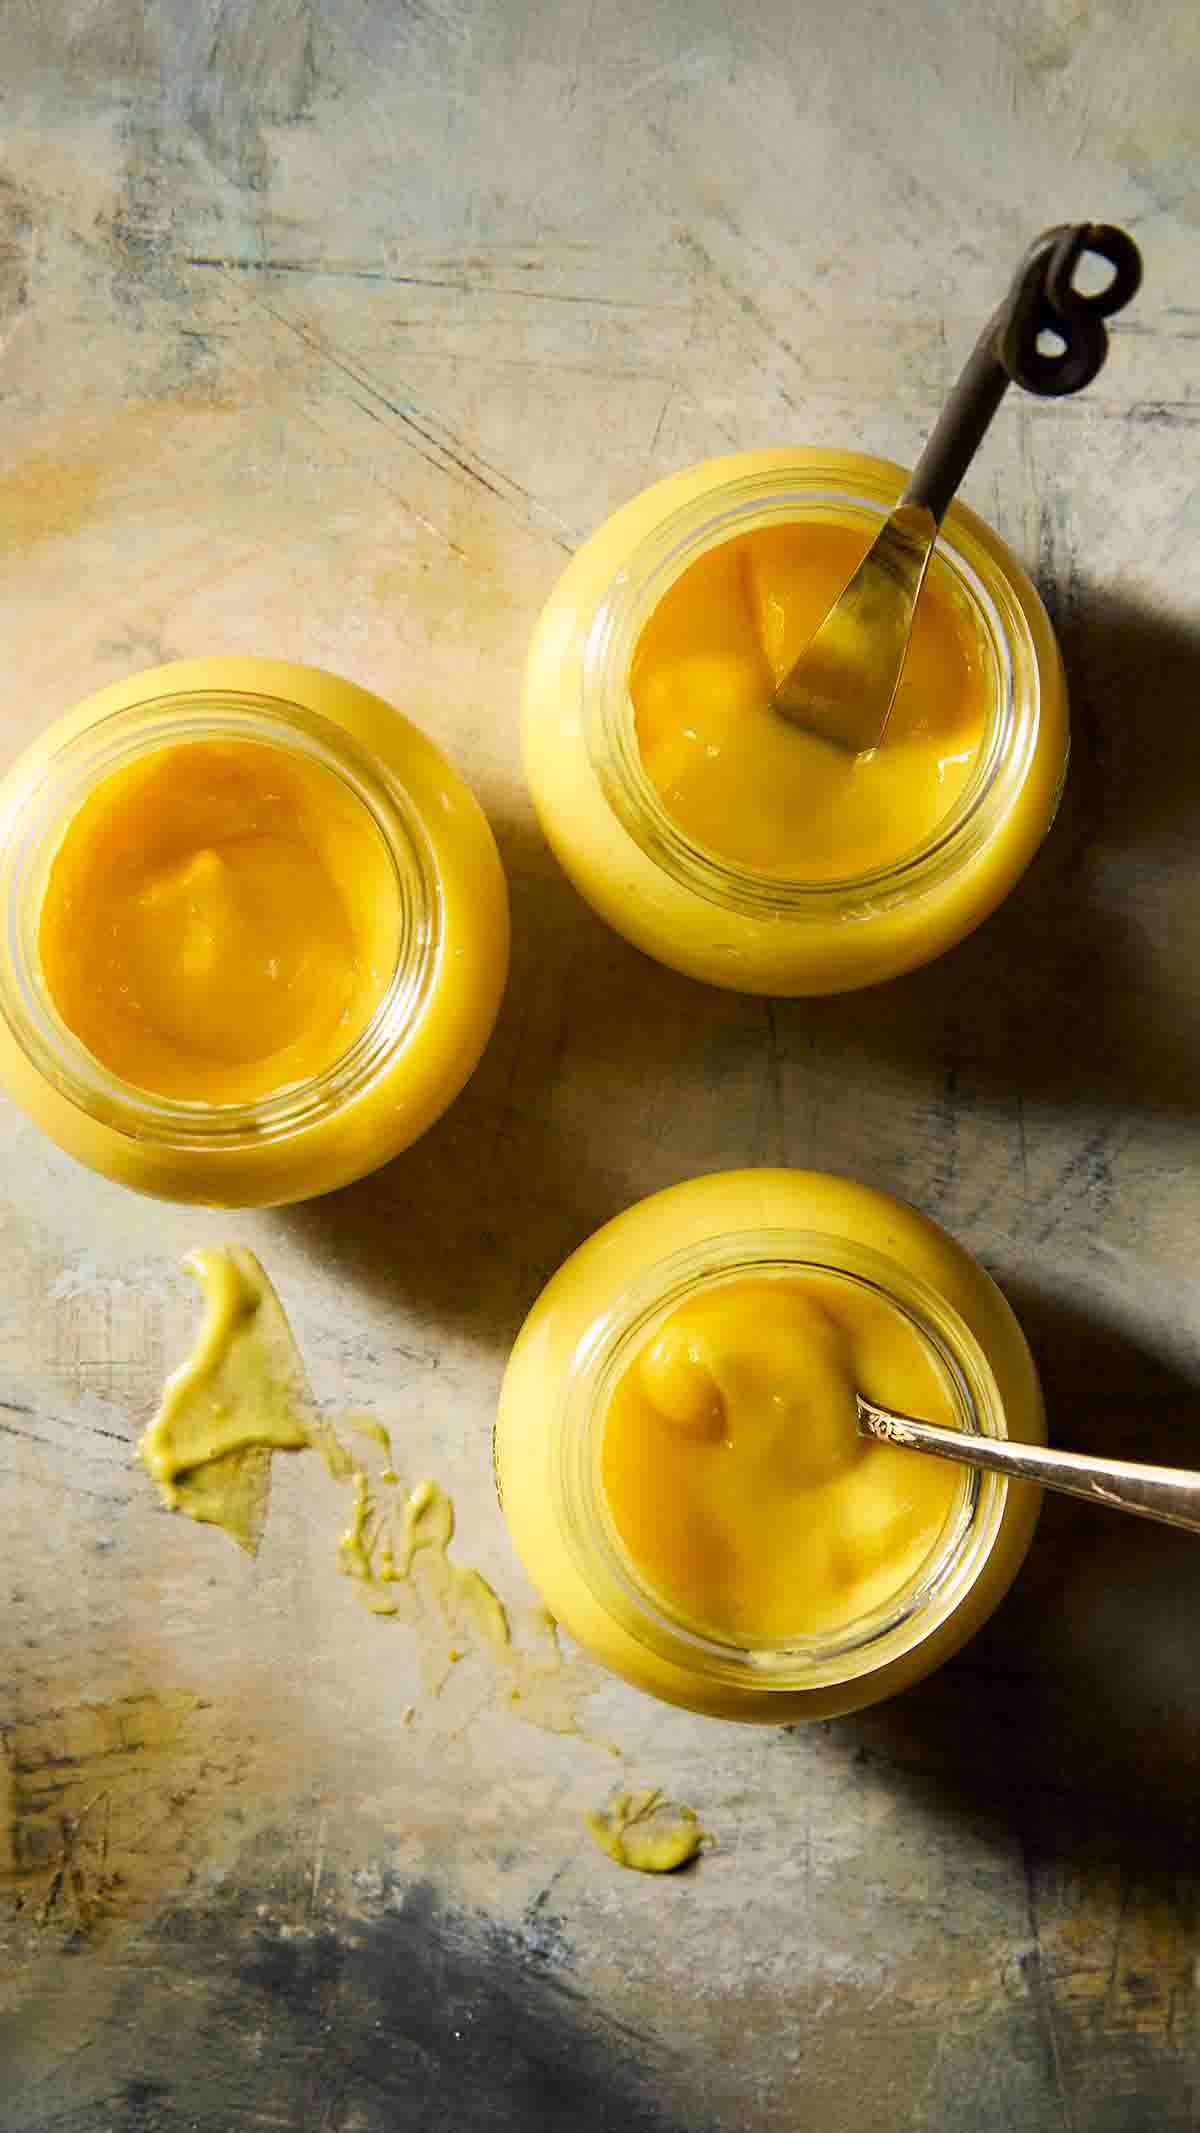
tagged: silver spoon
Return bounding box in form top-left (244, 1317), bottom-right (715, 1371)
top-left (772, 222), bottom-right (1142, 754)
top-left (856, 1396), bottom-right (1200, 1537)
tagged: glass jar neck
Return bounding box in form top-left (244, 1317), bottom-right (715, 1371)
top-left (0, 690), bottom-right (443, 1148)
top-left (556, 1229), bottom-right (1009, 1694)
top-left (581, 465), bottom-right (1037, 920)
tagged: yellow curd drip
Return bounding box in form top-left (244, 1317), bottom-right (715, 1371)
top-left (138, 1249), bottom-right (606, 1739)
top-left (338, 1466), bottom-right (513, 1654)
top-left (39, 739), bottom-right (400, 1103)
top-left (138, 1245), bottom-right (331, 1552)
top-left (632, 521), bottom-right (988, 878)
top-left (585, 1788), bottom-right (711, 1874)
top-left (602, 1274), bottom-right (963, 1644)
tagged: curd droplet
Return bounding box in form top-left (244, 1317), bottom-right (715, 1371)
top-left (637, 1329), bottom-right (725, 1438)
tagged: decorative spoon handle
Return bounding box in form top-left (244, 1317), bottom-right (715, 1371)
top-left (904, 221), bottom-right (1143, 523)
top-left (856, 1396), bottom-right (1200, 1536)
top-left (771, 222), bottom-right (1142, 752)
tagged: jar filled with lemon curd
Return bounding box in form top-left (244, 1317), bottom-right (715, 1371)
top-left (0, 658), bottom-right (509, 1206)
top-left (495, 1170), bottom-right (1043, 1722)
top-left (522, 450), bottom-right (1068, 995)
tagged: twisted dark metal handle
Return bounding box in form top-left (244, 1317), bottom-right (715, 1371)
top-left (903, 222), bottom-right (1142, 522)
top-left (1000, 221), bottom-right (1143, 394)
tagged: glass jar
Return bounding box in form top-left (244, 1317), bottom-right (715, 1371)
top-left (522, 449), bottom-right (1068, 994)
top-left (495, 1169), bottom-right (1044, 1721)
top-left (0, 658), bottom-right (509, 1206)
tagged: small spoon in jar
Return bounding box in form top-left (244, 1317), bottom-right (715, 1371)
top-left (856, 1396), bottom-right (1200, 1536)
top-left (771, 222), bottom-right (1142, 754)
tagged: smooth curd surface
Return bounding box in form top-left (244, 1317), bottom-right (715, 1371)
top-left (0, 658), bottom-right (510, 1203)
top-left (632, 522), bottom-right (987, 878)
top-left (495, 1168), bottom-right (1045, 1721)
top-left (522, 449), bottom-right (1069, 994)
top-left (602, 1273), bottom-right (961, 1643)
top-left (40, 739), bottom-right (399, 1103)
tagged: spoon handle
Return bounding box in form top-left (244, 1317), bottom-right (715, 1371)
top-left (856, 1397), bottom-right (1200, 1537)
top-left (903, 221), bottom-right (1142, 524)
top-left (901, 334), bottom-right (1009, 526)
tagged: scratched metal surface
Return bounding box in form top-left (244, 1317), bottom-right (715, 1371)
top-left (1, 4), bottom-right (1199, 2128)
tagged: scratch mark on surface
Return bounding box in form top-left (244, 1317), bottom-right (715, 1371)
top-left (0, 1465), bottom-right (130, 1504)
top-left (1104, 1872), bottom-right (1133, 2018)
top-left (1021, 1832), bottom-right (1077, 2132)
top-left (677, 232), bottom-right (808, 407)
top-left (185, 255), bottom-right (674, 310)
top-left (255, 297), bottom-right (574, 550)
top-left (1126, 401), bottom-right (1200, 428)
top-left (1032, 1127), bottom-right (1115, 1246)
top-left (648, 384), bottom-right (674, 461)
top-left (0, 1414), bottom-right (122, 1463)
top-left (0, 1390), bottom-right (130, 1445)
top-left (281, 393), bottom-right (463, 552)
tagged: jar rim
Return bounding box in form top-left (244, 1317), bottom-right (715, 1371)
top-left (0, 687), bottom-right (444, 1148)
top-left (555, 1226), bottom-right (1010, 1694)
top-left (581, 463), bottom-right (1041, 920)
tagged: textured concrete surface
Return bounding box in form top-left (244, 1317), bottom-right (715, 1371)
top-left (2, 3), bottom-right (1200, 2128)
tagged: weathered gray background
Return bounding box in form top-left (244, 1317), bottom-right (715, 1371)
top-left (2, 3), bottom-right (1199, 2127)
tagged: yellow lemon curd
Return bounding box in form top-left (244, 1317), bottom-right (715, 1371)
top-left (632, 521), bottom-right (985, 880)
top-left (602, 1273), bottom-right (961, 1645)
top-left (522, 450), bottom-right (1068, 994)
top-left (495, 1169), bottom-right (1044, 1722)
top-left (0, 658), bottom-right (509, 1204)
top-left (39, 739), bottom-right (399, 1105)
